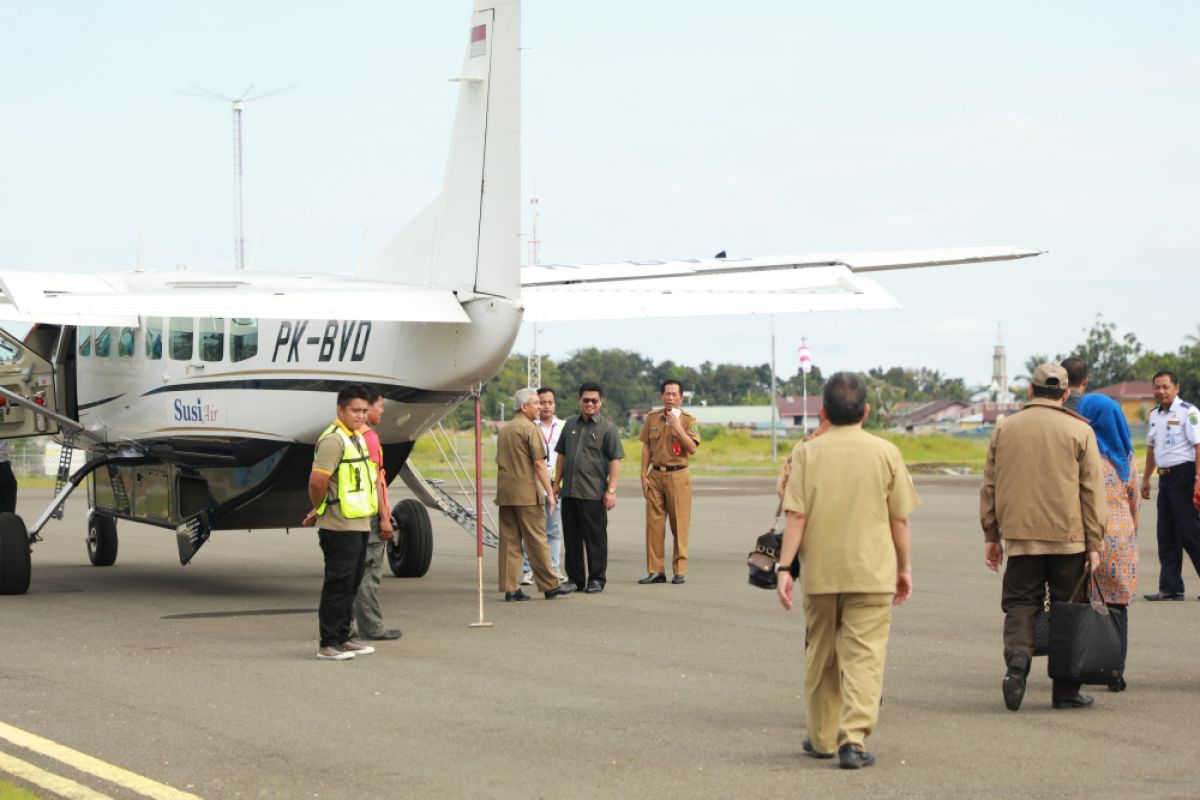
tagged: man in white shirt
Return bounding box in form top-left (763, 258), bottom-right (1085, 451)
top-left (1141, 370), bottom-right (1200, 600)
top-left (523, 387), bottom-right (566, 584)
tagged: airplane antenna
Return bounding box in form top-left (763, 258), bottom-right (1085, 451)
top-left (177, 83), bottom-right (298, 270)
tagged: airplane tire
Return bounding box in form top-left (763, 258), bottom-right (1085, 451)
top-left (86, 512), bottom-right (119, 567)
top-left (387, 499), bottom-right (433, 578)
top-left (0, 512), bottom-right (32, 595)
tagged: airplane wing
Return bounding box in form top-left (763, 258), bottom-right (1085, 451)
top-left (519, 246), bottom-right (1042, 322)
top-left (0, 270), bottom-right (471, 326)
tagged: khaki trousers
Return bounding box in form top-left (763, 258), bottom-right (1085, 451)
top-left (498, 505), bottom-right (558, 593)
top-left (802, 592), bottom-right (893, 752)
top-left (644, 469), bottom-right (692, 575)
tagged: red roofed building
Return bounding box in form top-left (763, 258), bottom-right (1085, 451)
top-left (776, 396), bottom-right (823, 429)
top-left (1092, 381), bottom-right (1155, 426)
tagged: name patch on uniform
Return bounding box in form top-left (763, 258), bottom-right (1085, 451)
top-left (1168, 420), bottom-right (1180, 426)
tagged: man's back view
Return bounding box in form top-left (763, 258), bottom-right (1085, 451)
top-left (980, 363), bottom-right (1106, 711)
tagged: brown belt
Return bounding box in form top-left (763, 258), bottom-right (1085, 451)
top-left (652, 464), bottom-right (687, 473)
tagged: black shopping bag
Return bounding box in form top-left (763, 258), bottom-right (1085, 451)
top-left (1047, 572), bottom-right (1123, 686)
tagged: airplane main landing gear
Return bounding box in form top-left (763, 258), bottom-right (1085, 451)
top-left (86, 511), bottom-right (118, 567)
top-left (0, 512), bottom-right (32, 595)
top-left (388, 499), bottom-right (433, 578)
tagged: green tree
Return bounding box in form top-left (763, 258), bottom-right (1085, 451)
top-left (1060, 315), bottom-right (1142, 389)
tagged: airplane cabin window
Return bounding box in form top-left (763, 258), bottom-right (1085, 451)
top-left (118, 328), bottom-right (134, 358)
top-left (230, 318), bottom-right (258, 362)
top-left (95, 327), bottom-right (112, 358)
top-left (169, 318), bottom-right (194, 361)
top-left (0, 340), bottom-right (19, 365)
top-left (78, 328), bottom-right (91, 357)
top-left (146, 317), bottom-right (163, 360)
top-left (199, 317), bottom-right (224, 362)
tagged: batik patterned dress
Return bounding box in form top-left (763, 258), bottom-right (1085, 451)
top-left (1091, 454), bottom-right (1139, 605)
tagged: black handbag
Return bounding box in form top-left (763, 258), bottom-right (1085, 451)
top-left (747, 501), bottom-right (799, 590)
top-left (1033, 584), bottom-right (1051, 657)
top-left (1047, 571), bottom-right (1124, 686)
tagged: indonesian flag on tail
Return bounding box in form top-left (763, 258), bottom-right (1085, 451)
top-left (470, 24), bottom-right (487, 57)
top-left (798, 344), bottom-right (812, 374)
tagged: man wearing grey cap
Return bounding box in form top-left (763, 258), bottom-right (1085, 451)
top-left (980, 363), bottom-right (1107, 711)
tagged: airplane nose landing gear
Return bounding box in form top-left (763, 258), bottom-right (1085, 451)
top-left (388, 499), bottom-right (433, 578)
top-left (86, 511), bottom-right (118, 567)
top-left (0, 512), bottom-right (32, 594)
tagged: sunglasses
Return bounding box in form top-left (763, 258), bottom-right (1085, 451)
top-left (580, 397), bottom-right (600, 404)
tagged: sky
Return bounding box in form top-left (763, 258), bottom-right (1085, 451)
top-left (2, 1), bottom-right (1197, 390)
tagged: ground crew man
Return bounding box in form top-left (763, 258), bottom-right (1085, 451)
top-left (352, 387), bottom-right (401, 641)
top-left (639, 379), bottom-right (700, 584)
top-left (306, 384), bottom-right (379, 661)
top-left (496, 388), bottom-right (573, 601)
top-left (776, 371), bottom-right (918, 769)
top-left (1141, 370), bottom-right (1200, 600)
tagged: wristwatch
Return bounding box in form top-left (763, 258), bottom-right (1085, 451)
top-left (606, 488), bottom-right (616, 495)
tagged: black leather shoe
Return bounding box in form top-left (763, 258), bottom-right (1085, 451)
top-left (1108, 674), bottom-right (1127, 692)
top-left (584, 580), bottom-right (603, 593)
top-left (1144, 592), bottom-right (1185, 601)
top-left (671, 574), bottom-right (686, 584)
top-left (1052, 694), bottom-right (1094, 709)
top-left (838, 744), bottom-right (875, 769)
top-left (802, 737), bottom-right (834, 759)
top-left (365, 629), bottom-right (402, 640)
top-left (638, 573), bottom-right (666, 584)
top-left (545, 584), bottom-right (575, 599)
top-left (1002, 651), bottom-right (1030, 711)
top-left (504, 590), bottom-right (531, 602)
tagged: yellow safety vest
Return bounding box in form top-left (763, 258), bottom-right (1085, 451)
top-left (315, 423), bottom-right (379, 519)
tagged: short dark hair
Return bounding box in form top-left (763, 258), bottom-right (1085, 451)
top-left (1060, 358), bottom-right (1088, 387)
top-left (337, 383), bottom-right (372, 407)
top-left (1031, 384), bottom-right (1068, 400)
top-left (660, 379), bottom-right (683, 394)
top-left (823, 372), bottom-right (867, 425)
top-left (363, 384), bottom-right (383, 404)
top-left (578, 382), bottom-right (603, 398)
top-left (536, 387), bottom-right (556, 399)
top-left (1153, 370), bottom-right (1179, 386)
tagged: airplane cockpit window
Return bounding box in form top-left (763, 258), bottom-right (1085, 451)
top-left (95, 327), bottom-right (112, 358)
top-left (199, 317), bottom-right (224, 362)
top-left (146, 317), bottom-right (163, 360)
top-left (169, 318), bottom-right (194, 361)
top-left (0, 340), bottom-right (18, 365)
top-left (118, 328), bottom-right (134, 358)
top-left (78, 328), bottom-right (91, 357)
top-left (230, 318), bottom-right (258, 362)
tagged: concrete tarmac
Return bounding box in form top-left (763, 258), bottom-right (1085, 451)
top-left (1, 478), bottom-right (1199, 799)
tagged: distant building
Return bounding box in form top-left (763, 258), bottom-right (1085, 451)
top-left (686, 405), bottom-right (776, 428)
top-left (894, 399), bottom-right (970, 433)
top-left (1092, 381), bottom-right (1154, 427)
top-left (776, 396), bottom-right (823, 430)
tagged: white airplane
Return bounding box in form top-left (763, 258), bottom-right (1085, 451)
top-left (0, 0), bottom-right (1041, 595)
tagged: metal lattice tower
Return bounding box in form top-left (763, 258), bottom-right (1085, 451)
top-left (179, 84), bottom-right (297, 269)
top-left (526, 195), bottom-right (542, 389)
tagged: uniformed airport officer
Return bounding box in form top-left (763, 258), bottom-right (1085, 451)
top-left (496, 387), bottom-right (573, 601)
top-left (638, 379), bottom-right (700, 584)
top-left (1141, 370), bottom-right (1200, 601)
top-left (776, 371), bottom-right (918, 769)
top-left (306, 383), bottom-right (379, 661)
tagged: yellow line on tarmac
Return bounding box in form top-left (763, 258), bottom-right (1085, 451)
top-left (0, 750), bottom-right (113, 800)
top-left (0, 721), bottom-right (202, 800)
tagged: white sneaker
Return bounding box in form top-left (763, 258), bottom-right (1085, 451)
top-left (318, 646), bottom-right (354, 661)
top-left (340, 641), bottom-right (375, 656)
top-left (520, 573), bottom-right (534, 586)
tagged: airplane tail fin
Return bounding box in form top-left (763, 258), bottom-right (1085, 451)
top-left (360, 0), bottom-right (520, 299)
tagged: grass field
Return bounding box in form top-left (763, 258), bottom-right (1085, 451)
top-left (0, 780), bottom-right (41, 800)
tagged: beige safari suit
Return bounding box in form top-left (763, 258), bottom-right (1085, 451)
top-left (495, 414), bottom-right (558, 593)
top-left (783, 425), bottom-right (919, 752)
top-left (640, 408), bottom-right (701, 576)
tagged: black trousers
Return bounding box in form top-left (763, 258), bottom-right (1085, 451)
top-left (317, 529), bottom-right (367, 649)
top-left (0, 462), bottom-right (17, 514)
top-left (561, 497), bottom-right (607, 588)
top-left (1002, 552), bottom-right (1086, 700)
top-left (1155, 463), bottom-right (1200, 594)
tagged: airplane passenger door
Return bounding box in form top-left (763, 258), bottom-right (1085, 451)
top-left (0, 327), bottom-right (60, 438)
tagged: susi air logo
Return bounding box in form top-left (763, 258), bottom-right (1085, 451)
top-left (174, 397), bottom-right (219, 424)
top-left (272, 320), bottom-right (372, 363)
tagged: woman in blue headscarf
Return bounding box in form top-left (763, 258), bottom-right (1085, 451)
top-left (1077, 393), bottom-right (1139, 692)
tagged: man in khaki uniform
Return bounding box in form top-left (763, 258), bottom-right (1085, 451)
top-left (638, 379), bottom-right (701, 584)
top-left (777, 372), bottom-right (918, 770)
top-left (496, 388), bottom-right (573, 601)
top-left (981, 362), bottom-right (1105, 711)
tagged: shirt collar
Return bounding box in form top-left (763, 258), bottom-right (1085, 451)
top-left (334, 419), bottom-right (360, 438)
